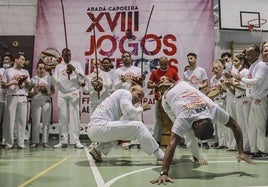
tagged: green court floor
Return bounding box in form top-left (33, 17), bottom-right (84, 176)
top-left (0, 140), bottom-right (267, 187)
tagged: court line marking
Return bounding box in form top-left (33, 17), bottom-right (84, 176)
top-left (17, 155), bottom-right (72, 187)
top-left (84, 146), bottom-right (268, 187)
top-left (104, 160), bottom-right (268, 187)
top-left (84, 146), bottom-right (106, 187)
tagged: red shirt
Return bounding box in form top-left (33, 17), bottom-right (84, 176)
top-left (149, 68), bottom-right (179, 100)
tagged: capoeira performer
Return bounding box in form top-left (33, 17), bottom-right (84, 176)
top-left (150, 80), bottom-right (254, 185)
top-left (2, 52), bottom-right (31, 149)
top-left (231, 45), bottom-right (268, 158)
top-left (83, 59), bottom-right (112, 113)
top-left (88, 85), bottom-right (165, 164)
top-left (49, 48), bottom-right (85, 149)
top-left (29, 61), bottom-right (55, 148)
top-left (113, 52), bottom-right (146, 149)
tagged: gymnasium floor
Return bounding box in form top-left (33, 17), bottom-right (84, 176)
top-left (0, 139), bottom-right (268, 187)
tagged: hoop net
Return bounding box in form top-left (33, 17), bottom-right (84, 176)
top-left (248, 18), bottom-right (267, 40)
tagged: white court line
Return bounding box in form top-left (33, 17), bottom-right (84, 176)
top-left (84, 147), bottom-right (106, 187)
top-left (104, 160), bottom-right (268, 186)
top-left (85, 147), bottom-right (268, 187)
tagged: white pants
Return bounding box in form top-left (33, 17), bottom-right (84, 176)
top-left (88, 120), bottom-right (160, 155)
top-left (226, 99), bottom-right (237, 150)
top-left (153, 100), bottom-right (163, 143)
top-left (57, 91), bottom-right (81, 144)
top-left (214, 99), bottom-right (227, 147)
top-left (248, 97), bottom-right (268, 153)
top-left (31, 95), bottom-right (51, 144)
top-left (235, 96), bottom-right (251, 152)
top-left (4, 95), bottom-right (28, 147)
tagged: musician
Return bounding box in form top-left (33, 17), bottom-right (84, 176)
top-left (2, 52), bottom-right (31, 149)
top-left (114, 52), bottom-right (146, 90)
top-left (183, 52), bottom-right (210, 149)
top-left (83, 59), bottom-right (112, 113)
top-left (147, 56), bottom-right (179, 144)
top-left (221, 58), bottom-right (238, 151)
top-left (49, 48), bottom-right (84, 149)
top-left (231, 45), bottom-right (268, 158)
top-left (113, 52), bottom-right (146, 149)
top-left (150, 81), bottom-right (254, 185)
top-left (209, 60), bottom-right (227, 149)
top-left (0, 52), bottom-right (13, 146)
top-left (29, 61), bottom-right (55, 148)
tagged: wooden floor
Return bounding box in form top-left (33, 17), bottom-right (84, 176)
top-left (0, 138), bottom-right (268, 187)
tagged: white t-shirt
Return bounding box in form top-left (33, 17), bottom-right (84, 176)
top-left (2, 67), bottom-right (30, 96)
top-left (53, 60), bottom-right (84, 94)
top-left (114, 65), bottom-right (142, 90)
top-left (183, 66), bottom-right (208, 89)
top-left (90, 89), bottom-right (143, 125)
top-left (162, 81), bottom-right (229, 137)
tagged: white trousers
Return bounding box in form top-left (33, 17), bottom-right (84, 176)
top-left (4, 95), bottom-right (28, 147)
top-left (235, 97), bottom-right (251, 152)
top-left (248, 97), bottom-right (268, 153)
top-left (88, 120), bottom-right (160, 155)
top-left (214, 99), bottom-right (227, 147)
top-left (31, 96), bottom-right (51, 144)
top-left (153, 100), bottom-right (163, 143)
top-left (57, 91), bottom-right (81, 144)
top-left (226, 100), bottom-right (237, 150)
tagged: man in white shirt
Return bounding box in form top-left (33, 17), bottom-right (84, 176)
top-left (49, 48), bottom-right (85, 149)
top-left (88, 85), bottom-right (165, 164)
top-left (150, 81), bottom-right (253, 185)
top-left (232, 45), bottom-right (268, 158)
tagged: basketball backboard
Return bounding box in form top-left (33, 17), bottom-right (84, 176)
top-left (219, 0), bottom-right (268, 32)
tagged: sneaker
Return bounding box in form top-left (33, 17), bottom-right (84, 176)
top-left (53, 143), bottom-right (67, 148)
top-left (5, 144), bottom-right (13, 150)
top-left (252, 151), bottom-right (268, 159)
top-left (75, 142), bottom-right (84, 149)
top-left (89, 147), bottom-right (102, 162)
top-left (2, 138), bottom-right (5, 146)
top-left (202, 142), bottom-right (210, 149)
top-left (30, 144), bottom-right (37, 148)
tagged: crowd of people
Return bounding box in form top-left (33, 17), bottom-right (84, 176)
top-left (0, 43), bottom-right (267, 183)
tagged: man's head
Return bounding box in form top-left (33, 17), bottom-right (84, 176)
top-left (62, 48), bottom-right (71, 63)
top-left (221, 52), bottom-right (232, 64)
top-left (121, 52), bottom-right (132, 67)
top-left (158, 56), bottom-right (168, 71)
top-left (192, 118), bottom-right (214, 140)
top-left (13, 52), bottom-right (26, 69)
top-left (187, 53), bottom-right (197, 67)
top-left (130, 85), bottom-right (145, 104)
top-left (245, 45), bottom-right (260, 65)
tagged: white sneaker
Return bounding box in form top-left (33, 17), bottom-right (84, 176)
top-left (75, 142), bottom-right (84, 149)
top-left (53, 143), bottom-right (67, 148)
top-left (89, 147), bottom-right (102, 162)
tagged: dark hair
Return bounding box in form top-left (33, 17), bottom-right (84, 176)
top-left (193, 119), bottom-right (214, 140)
top-left (13, 51), bottom-right (25, 60)
top-left (235, 54), bottom-right (249, 68)
top-left (4, 52), bottom-right (13, 61)
top-left (221, 52), bottom-right (232, 59)
top-left (101, 57), bottom-right (114, 69)
top-left (187, 52), bottom-right (197, 58)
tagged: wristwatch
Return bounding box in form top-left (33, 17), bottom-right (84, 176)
top-left (160, 171), bottom-right (168, 176)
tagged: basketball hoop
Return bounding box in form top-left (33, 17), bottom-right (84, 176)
top-left (247, 18), bottom-right (267, 40)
